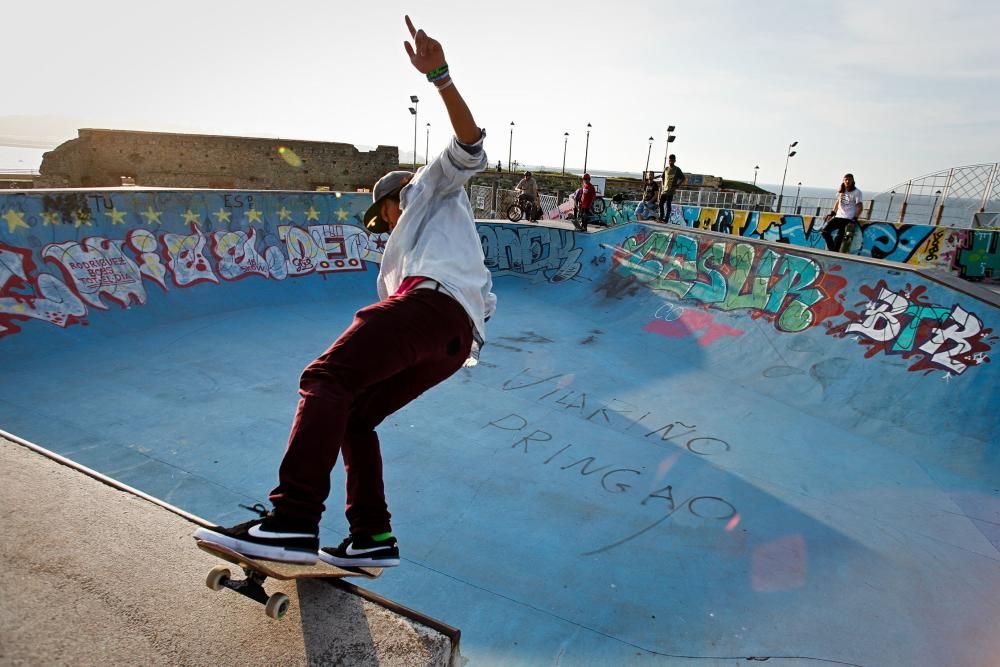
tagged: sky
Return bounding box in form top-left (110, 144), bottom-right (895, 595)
top-left (2, 0), bottom-right (999, 193)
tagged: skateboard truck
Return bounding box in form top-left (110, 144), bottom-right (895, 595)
top-left (206, 564), bottom-right (290, 619)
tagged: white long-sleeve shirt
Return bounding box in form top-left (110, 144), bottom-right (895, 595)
top-left (376, 131), bottom-right (496, 345)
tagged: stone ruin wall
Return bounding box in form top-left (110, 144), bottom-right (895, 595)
top-left (37, 129), bottom-right (398, 191)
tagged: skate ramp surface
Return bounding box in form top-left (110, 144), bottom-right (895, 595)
top-left (1, 189), bottom-right (998, 666)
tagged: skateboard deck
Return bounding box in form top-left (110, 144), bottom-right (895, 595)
top-left (196, 539), bottom-right (382, 619)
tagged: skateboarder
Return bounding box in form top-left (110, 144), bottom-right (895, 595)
top-left (194, 15), bottom-right (496, 567)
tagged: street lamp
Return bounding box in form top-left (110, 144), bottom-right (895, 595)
top-left (753, 164), bottom-right (759, 187)
top-left (794, 181), bottom-right (802, 212)
top-left (645, 136), bottom-right (654, 174)
top-left (408, 95), bottom-right (419, 170)
top-left (777, 140), bottom-right (798, 212)
top-left (661, 125), bottom-right (676, 174)
top-left (562, 132), bottom-right (569, 175)
top-left (425, 122), bottom-right (430, 166)
top-left (583, 123), bottom-right (592, 174)
top-left (887, 190), bottom-right (896, 220)
top-left (508, 121), bottom-right (515, 173)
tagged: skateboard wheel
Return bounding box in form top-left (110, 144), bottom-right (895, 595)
top-left (265, 593), bottom-right (290, 620)
top-left (206, 565), bottom-right (230, 591)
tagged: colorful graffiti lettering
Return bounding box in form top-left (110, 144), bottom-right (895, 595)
top-left (42, 237), bottom-right (147, 309)
top-left (828, 280), bottom-right (994, 375)
top-left (479, 224), bottom-right (582, 282)
top-left (614, 231), bottom-right (847, 333)
top-left (276, 224), bottom-right (374, 276)
top-left (0, 219), bottom-right (386, 339)
top-left (0, 243), bottom-right (87, 338)
top-left (956, 230), bottom-right (1000, 280)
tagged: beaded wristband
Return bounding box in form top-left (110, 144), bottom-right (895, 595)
top-left (426, 64), bottom-right (449, 81)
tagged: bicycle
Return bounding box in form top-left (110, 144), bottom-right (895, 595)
top-left (506, 192), bottom-right (542, 223)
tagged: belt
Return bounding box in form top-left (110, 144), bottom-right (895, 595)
top-left (413, 279), bottom-right (444, 292)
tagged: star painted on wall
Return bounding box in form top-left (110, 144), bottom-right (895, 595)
top-left (1, 209), bottom-right (28, 233)
top-left (41, 211), bottom-right (61, 226)
top-left (213, 208), bottom-right (232, 223)
top-left (139, 206), bottom-right (163, 225)
top-left (277, 206), bottom-right (292, 221)
top-left (305, 206), bottom-right (321, 221)
top-left (182, 209), bottom-right (202, 225)
top-left (335, 208), bottom-right (350, 221)
top-left (104, 208), bottom-right (127, 225)
top-left (71, 210), bottom-right (93, 228)
top-left (245, 208), bottom-right (263, 224)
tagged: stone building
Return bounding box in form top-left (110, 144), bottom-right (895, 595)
top-left (36, 128), bottom-right (399, 191)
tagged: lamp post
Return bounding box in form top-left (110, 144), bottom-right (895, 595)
top-left (794, 181), bottom-right (802, 212)
top-left (562, 132), bottom-right (569, 175)
top-left (777, 140), bottom-right (798, 212)
top-left (753, 164), bottom-right (759, 187)
top-left (424, 122), bottom-right (430, 166)
top-left (645, 136), bottom-right (654, 174)
top-left (661, 125), bottom-right (676, 174)
top-left (408, 95), bottom-right (419, 170)
top-left (583, 123), bottom-right (592, 173)
top-left (887, 190), bottom-right (895, 221)
top-left (508, 121), bottom-right (515, 173)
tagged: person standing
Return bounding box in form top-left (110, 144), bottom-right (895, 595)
top-left (193, 15), bottom-right (496, 568)
top-left (822, 173), bottom-right (863, 253)
top-left (658, 154), bottom-right (685, 223)
top-left (574, 173), bottom-right (596, 232)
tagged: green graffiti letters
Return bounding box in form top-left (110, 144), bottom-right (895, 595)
top-left (617, 232), bottom-right (826, 333)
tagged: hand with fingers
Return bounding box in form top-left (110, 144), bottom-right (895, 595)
top-left (403, 15), bottom-right (446, 75)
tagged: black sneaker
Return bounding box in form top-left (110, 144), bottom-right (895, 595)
top-left (193, 514), bottom-right (319, 564)
top-left (319, 534), bottom-right (400, 567)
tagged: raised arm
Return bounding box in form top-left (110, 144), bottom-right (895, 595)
top-left (404, 16), bottom-right (479, 145)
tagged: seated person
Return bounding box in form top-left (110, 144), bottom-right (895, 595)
top-left (635, 179), bottom-right (660, 221)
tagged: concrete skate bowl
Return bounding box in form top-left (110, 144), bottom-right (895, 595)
top-left (1, 188), bottom-right (998, 666)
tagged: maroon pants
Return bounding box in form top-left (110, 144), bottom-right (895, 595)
top-left (269, 288), bottom-right (473, 535)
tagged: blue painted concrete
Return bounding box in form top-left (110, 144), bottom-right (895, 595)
top-left (1, 190), bottom-right (999, 665)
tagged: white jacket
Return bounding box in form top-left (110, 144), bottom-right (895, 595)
top-left (376, 131), bottom-right (496, 346)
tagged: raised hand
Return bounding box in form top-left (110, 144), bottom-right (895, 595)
top-left (403, 15), bottom-right (446, 75)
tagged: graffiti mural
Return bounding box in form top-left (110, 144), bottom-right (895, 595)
top-left (613, 230), bottom-right (847, 333)
top-left (828, 280), bottom-right (994, 375)
top-left (479, 224), bottom-right (583, 282)
top-left (0, 189), bottom-right (386, 340)
top-left (655, 203), bottom-right (999, 279)
top-left (0, 243), bottom-right (87, 337)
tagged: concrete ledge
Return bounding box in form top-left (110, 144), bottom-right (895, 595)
top-left (0, 434), bottom-right (460, 667)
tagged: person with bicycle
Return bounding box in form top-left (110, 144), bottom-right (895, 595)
top-left (515, 171), bottom-right (541, 221)
top-left (574, 173), bottom-right (596, 232)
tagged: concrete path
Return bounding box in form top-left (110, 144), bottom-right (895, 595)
top-left (0, 434), bottom-right (457, 666)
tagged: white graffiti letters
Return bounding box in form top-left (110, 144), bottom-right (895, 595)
top-left (42, 237), bottom-right (146, 309)
top-left (845, 287), bottom-right (908, 341)
top-left (918, 305), bottom-right (983, 374)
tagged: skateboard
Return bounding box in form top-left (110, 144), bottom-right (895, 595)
top-left (196, 539), bottom-right (382, 619)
